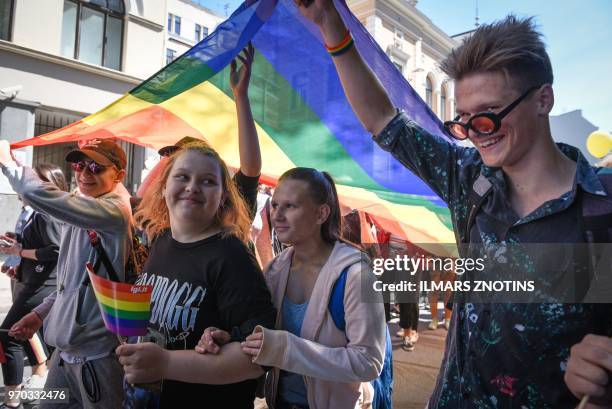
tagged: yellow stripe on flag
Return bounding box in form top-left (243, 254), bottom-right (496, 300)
top-left (160, 81), bottom-right (295, 177)
top-left (82, 94), bottom-right (154, 126)
top-left (92, 290), bottom-right (151, 312)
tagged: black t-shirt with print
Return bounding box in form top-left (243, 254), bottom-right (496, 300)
top-left (137, 230), bottom-right (276, 408)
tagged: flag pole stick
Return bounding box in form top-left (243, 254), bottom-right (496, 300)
top-left (576, 396), bottom-right (589, 409)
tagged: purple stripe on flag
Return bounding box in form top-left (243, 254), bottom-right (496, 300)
top-left (102, 312), bottom-right (149, 336)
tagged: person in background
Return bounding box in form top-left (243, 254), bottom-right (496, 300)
top-left (2, 198), bottom-right (34, 300)
top-left (427, 266), bottom-right (454, 331)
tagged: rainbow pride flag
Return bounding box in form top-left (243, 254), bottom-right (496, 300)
top-left (86, 264), bottom-right (153, 337)
top-left (12, 0), bottom-right (457, 251)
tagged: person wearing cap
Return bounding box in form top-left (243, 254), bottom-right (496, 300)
top-left (0, 137), bottom-right (133, 408)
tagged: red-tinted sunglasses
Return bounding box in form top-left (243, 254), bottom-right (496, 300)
top-left (444, 85), bottom-right (541, 140)
top-left (70, 160), bottom-right (108, 175)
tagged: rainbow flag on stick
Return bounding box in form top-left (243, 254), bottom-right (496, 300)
top-left (12, 0), bottom-right (457, 254)
top-left (86, 264), bottom-right (153, 337)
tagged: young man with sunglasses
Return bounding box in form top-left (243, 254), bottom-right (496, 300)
top-left (296, 1), bottom-right (611, 408)
top-left (0, 138), bottom-right (132, 408)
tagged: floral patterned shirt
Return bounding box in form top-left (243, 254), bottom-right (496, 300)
top-left (374, 112), bottom-right (612, 408)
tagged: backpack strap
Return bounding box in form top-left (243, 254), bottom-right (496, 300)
top-left (81, 230), bottom-right (121, 286)
top-left (329, 266), bottom-right (351, 332)
top-left (459, 174), bottom-right (493, 250)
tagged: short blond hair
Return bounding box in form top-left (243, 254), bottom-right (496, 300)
top-left (441, 15), bottom-right (553, 92)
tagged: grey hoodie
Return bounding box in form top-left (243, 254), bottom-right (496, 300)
top-left (2, 163), bottom-right (133, 356)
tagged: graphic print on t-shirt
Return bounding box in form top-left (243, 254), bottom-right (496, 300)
top-left (136, 272), bottom-right (207, 348)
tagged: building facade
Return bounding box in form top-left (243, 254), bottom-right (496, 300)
top-left (165, 0), bottom-right (223, 65)
top-left (348, 0), bottom-right (458, 121)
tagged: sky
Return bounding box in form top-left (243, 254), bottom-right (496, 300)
top-left (201, 0), bottom-right (612, 132)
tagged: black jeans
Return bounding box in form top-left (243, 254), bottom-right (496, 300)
top-left (399, 269), bottom-right (420, 330)
top-left (0, 284), bottom-right (53, 385)
top-left (399, 303), bottom-right (419, 330)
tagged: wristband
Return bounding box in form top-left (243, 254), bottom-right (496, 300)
top-left (325, 30), bottom-right (354, 57)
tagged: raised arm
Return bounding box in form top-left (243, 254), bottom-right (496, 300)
top-left (0, 141), bottom-right (129, 231)
top-left (298, 0), bottom-right (395, 135)
top-left (231, 43), bottom-right (261, 177)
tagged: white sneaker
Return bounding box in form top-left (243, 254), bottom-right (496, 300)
top-left (21, 373), bottom-right (47, 402)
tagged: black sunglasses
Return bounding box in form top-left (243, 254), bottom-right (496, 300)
top-left (71, 160), bottom-right (108, 175)
top-left (444, 85), bottom-right (542, 140)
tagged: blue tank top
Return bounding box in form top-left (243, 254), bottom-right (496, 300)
top-left (278, 297), bottom-right (310, 408)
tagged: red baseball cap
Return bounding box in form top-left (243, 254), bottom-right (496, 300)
top-left (65, 139), bottom-right (127, 170)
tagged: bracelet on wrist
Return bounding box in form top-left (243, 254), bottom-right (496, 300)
top-left (325, 30), bottom-right (354, 57)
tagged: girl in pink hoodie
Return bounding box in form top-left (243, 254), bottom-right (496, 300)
top-left (198, 167), bottom-right (387, 409)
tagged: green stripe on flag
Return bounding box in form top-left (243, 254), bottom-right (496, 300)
top-left (101, 304), bottom-right (150, 320)
top-left (131, 57), bottom-right (216, 104)
top-left (210, 53), bottom-right (452, 228)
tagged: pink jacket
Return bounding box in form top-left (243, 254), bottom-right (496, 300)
top-left (252, 241), bottom-right (387, 409)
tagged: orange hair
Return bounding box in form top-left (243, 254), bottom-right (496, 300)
top-left (135, 143), bottom-right (252, 244)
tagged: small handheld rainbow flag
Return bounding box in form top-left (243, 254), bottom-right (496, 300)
top-left (86, 263), bottom-right (153, 337)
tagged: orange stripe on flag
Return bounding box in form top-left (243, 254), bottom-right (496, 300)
top-left (11, 106), bottom-right (203, 150)
top-left (93, 281), bottom-right (152, 302)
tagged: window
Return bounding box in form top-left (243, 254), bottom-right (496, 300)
top-left (440, 84), bottom-right (447, 120)
top-left (60, 0), bottom-right (124, 70)
top-left (174, 15), bottom-right (181, 35)
top-left (167, 13), bottom-right (172, 32)
top-left (0, 0), bottom-right (14, 41)
top-left (166, 48), bottom-right (176, 65)
top-left (195, 24), bottom-right (209, 42)
top-left (392, 62), bottom-right (403, 74)
top-left (425, 76), bottom-right (433, 108)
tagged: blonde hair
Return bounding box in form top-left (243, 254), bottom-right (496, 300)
top-left (135, 143), bottom-right (252, 243)
top-left (441, 15), bottom-right (553, 92)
